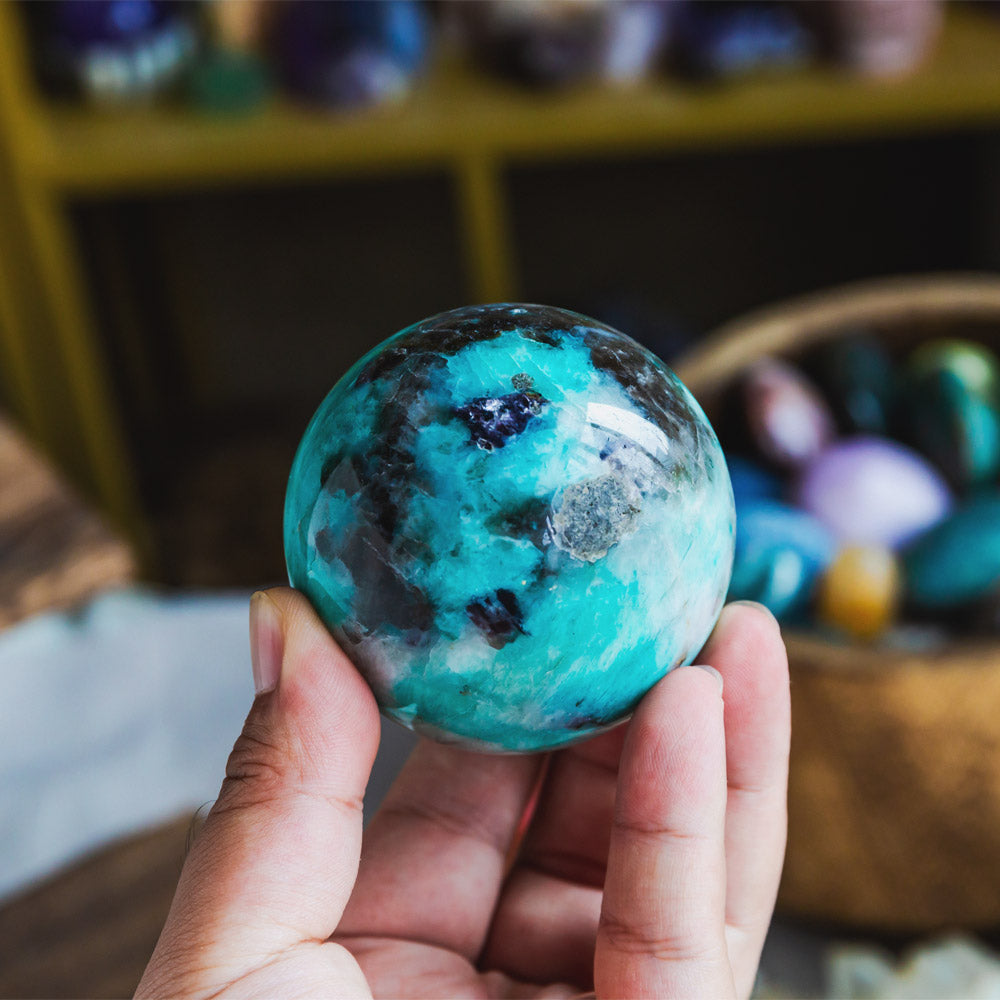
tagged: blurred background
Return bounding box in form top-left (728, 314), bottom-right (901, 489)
top-left (3, 0), bottom-right (1000, 997)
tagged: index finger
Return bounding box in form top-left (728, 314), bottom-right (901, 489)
top-left (704, 602), bottom-right (790, 998)
top-left (595, 664), bottom-right (735, 1000)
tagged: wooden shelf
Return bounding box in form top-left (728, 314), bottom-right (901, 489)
top-left (17, 6), bottom-right (1000, 195)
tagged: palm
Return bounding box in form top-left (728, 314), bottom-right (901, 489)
top-left (138, 596), bottom-right (788, 1000)
top-left (336, 733), bottom-right (626, 999)
top-left (341, 938), bottom-right (572, 999)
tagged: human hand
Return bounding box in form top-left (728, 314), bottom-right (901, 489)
top-left (136, 589), bottom-right (788, 1000)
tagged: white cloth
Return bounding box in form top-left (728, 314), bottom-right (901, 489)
top-left (0, 588), bottom-right (255, 898)
top-left (0, 586), bottom-right (417, 901)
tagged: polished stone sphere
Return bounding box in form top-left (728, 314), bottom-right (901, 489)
top-left (284, 304), bottom-right (735, 752)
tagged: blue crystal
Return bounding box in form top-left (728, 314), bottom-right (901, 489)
top-left (728, 499), bottom-right (835, 620)
top-left (273, 0), bottom-right (428, 109)
top-left (284, 304), bottom-right (735, 753)
top-left (673, 0), bottom-right (814, 79)
top-left (727, 454), bottom-right (783, 506)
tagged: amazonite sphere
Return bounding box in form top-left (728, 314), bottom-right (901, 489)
top-left (284, 304), bottom-right (734, 752)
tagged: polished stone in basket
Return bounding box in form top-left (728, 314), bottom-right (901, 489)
top-left (899, 339), bottom-right (1000, 489)
top-left (817, 544), bottom-right (901, 641)
top-left (904, 494), bottom-right (1000, 609)
top-left (743, 357), bottom-right (836, 469)
top-left (796, 436), bottom-right (952, 550)
top-left (727, 455), bottom-right (782, 505)
top-left (284, 304), bottom-right (735, 752)
top-left (729, 499), bottom-right (835, 619)
top-left (812, 333), bottom-right (895, 435)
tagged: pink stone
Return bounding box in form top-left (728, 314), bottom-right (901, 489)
top-left (744, 358), bottom-right (836, 469)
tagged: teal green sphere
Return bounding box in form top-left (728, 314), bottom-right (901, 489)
top-left (284, 304), bottom-right (735, 752)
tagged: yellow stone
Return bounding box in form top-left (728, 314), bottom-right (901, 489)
top-left (818, 545), bottom-right (901, 641)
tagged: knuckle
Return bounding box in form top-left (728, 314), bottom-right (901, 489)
top-left (600, 908), bottom-right (723, 965)
top-left (210, 713), bottom-right (365, 822)
top-left (613, 814), bottom-right (708, 846)
top-left (214, 716), bottom-right (290, 815)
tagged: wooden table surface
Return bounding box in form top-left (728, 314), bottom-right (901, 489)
top-left (0, 815), bottom-right (193, 999)
top-left (0, 410), bottom-right (144, 996)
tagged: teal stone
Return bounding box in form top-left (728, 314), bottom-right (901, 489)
top-left (903, 494), bottom-right (1000, 609)
top-left (813, 333), bottom-right (895, 435)
top-left (728, 499), bottom-right (836, 620)
top-left (187, 48), bottom-right (272, 115)
top-left (284, 304), bottom-right (735, 753)
top-left (727, 454), bottom-right (783, 505)
top-left (899, 340), bottom-right (1000, 488)
top-left (908, 339), bottom-right (1000, 398)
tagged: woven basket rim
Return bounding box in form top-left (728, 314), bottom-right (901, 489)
top-left (782, 628), bottom-right (1000, 672)
top-left (678, 272), bottom-right (1000, 393)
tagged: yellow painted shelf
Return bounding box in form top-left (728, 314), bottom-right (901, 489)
top-left (16, 5), bottom-right (1000, 195)
top-left (3, 2), bottom-right (1000, 557)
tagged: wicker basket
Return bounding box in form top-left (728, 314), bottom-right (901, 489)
top-left (675, 274), bottom-right (1000, 932)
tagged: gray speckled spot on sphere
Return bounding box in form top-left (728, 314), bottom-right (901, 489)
top-left (550, 473), bottom-right (641, 562)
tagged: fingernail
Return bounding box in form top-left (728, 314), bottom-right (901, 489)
top-left (728, 599), bottom-right (779, 625)
top-left (690, 663), bottom-right (724, 695)
top-left (250, 591), bottom-right (283, 695)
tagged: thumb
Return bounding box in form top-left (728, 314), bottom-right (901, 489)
top-left (140, 587), bottom-right (381, 993)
